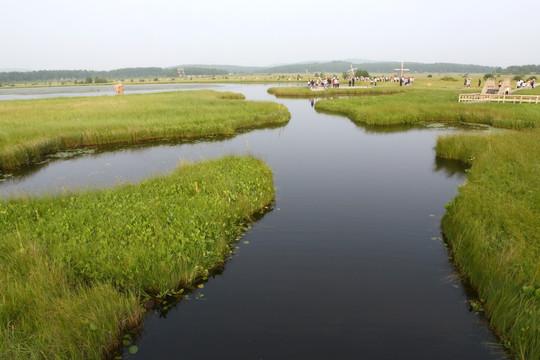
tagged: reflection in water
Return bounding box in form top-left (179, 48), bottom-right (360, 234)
top-left (434, 156), bottom-right (468, 178)
top-left (0, 84), bottom-right (505, 360)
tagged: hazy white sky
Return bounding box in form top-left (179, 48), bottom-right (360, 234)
top-left (2, 0), bottom-right (539, 70)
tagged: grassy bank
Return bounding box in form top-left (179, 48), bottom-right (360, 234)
top-left (0, 90), bottom-right (290, 170)
top-left (267, 85), bottom-right (403, 98)
top-left (314, 88), bottom-right (540, 129)
top-left (437, 132), bottom-right (540, 360)
top-left (0, 155), bottom-right (275, 359)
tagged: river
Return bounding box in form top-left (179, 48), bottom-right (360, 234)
top-left (0, 84), bottom-right (505, 359)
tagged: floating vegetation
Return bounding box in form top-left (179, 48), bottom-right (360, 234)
top-left (46, 148), bottom-right (95, 159)
top-left (424, 123), bottom-right (447, 128)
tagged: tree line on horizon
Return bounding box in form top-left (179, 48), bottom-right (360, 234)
top-left (0, 67), bottom-right (228, 84)
top-left (0, 62), bottom-right (538, 84)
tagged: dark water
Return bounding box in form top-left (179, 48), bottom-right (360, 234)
top-left (0, 85), bottom-right (505, 359)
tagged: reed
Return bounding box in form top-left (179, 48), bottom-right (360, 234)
top-left (0, 155), bottom-right (275, 359)
top-left (437, 131), bottom-right (540, 360)
top-left (314, 88), bottom-right (540, 129)
top-left (267, 86), bottom-right (402, 98)
top-left (0, 90), bottom-right (290, 170)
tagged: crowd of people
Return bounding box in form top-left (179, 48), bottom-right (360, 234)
top-left (307, 77), bottom-right (341, 88)
top-left (307, 75), bottom-right (415, 89)
top-left (516, 78), bottom-right (536, 89)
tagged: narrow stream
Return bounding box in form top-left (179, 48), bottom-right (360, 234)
top-left (0, 84), bottom-right (505, 359)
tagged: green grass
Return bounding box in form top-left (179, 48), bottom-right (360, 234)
top-left (437, 132), bottom-right (540, 360)
top-left (0, 155), bottom-right (276, 359)
top-left (0, 90), bottom-right (290, 170)
top-left (314, 88), bottom-right (540, 129)
top-left (267, 85), bottom-right (403, 98)
top-left (514, 86), bottom-right (540, 95)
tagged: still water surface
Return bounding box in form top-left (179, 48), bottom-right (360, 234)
top-left (0, 84), bottom-right (505, 359)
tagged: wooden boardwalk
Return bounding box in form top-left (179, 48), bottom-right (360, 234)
top-left (459, 93), bottom-right (540, 104)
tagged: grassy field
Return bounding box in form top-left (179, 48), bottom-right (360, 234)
top-left (311, 87), bottom-right (540, 359)
top-left (2, 72), bottom-right (536, 89)
top-left (0, 155), bottom-right (275, 359)
top-left (267, 86), bottom-right (403, 97)
top-left (313, 88), bottom-right (540, 129)
top-left (0, 90), bottom-right (290, 170)
top-left (437, 132), bottom-right (540, 360)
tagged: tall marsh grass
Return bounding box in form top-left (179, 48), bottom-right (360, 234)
top-left (267, 86), bottom-right (402, 98)
top-left (0, 90), bottom-right (290, 170)
top-left (314, 88), bottom-right (540, 129)
top-left (0, 155), bottom-right (275, 359)
top-left (437, 131), bottom-right (540, 360)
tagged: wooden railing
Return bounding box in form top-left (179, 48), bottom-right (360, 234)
top-left (459, 93), bottom-right (540, 104)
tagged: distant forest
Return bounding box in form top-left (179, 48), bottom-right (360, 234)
top-left (0, 62), bottom-right (538, 83)
top-left (0, 67), bottom-right (227, 83)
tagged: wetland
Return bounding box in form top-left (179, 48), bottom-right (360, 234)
top-left (1, 83), bottom-right (538, 359)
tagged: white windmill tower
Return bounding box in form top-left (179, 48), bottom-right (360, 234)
top-left (347, 64), bottom-right (357, 79)
top-left (394, 61), bottom-right (410, 86)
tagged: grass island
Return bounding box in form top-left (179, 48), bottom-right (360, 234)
top-left (0, 90), bottom-right (289, 359)
top-left (0, 90), bottom-right (290, 170)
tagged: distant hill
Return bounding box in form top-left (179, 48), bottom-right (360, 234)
top-left (178, 60), bottom-right (499, 74)
top-left (357, 62), bottom-right (496, 74)
top-left (178, 64), bottom-right (264, 74)
top-left (262, 61), bottom-right (358, 74)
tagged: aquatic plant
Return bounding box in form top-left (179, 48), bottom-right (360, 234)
top-left (0, 155), bottom-right (275, 359)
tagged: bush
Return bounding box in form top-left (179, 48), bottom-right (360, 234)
top-left (427, 74), bottom-right (433, 78)
top-left (483, 73), bottom-right (495, 80)
top-left (441, 76), bottom-right (458, 81)
top-left (355, 69), bottom-right (370, 78)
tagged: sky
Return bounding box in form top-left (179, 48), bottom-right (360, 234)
top-left (2, 0), bottom-right (539, 71)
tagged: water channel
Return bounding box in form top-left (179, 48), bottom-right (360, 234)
top-left (0, 84), bottom-right (506, 359)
